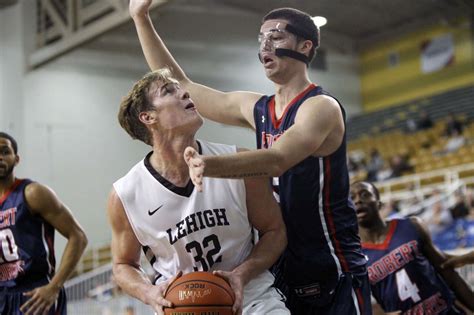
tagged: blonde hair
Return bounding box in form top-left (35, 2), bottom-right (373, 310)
top-left (118, 68), bottom-right (178, 145)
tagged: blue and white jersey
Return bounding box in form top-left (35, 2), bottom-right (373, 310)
top-left (363, 218), bottom-right (458, 314)
top-left (254, 84), bottom-right (367, 290)
top-left (0, 179), bottom-right (56, 292)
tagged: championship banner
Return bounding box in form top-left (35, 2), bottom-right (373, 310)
top-left (420, 33), bottom-right (454, 74)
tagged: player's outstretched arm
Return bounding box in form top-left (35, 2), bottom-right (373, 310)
top-left (107, 188), bottom-right (180, 315)
top-left (411, 217), bottom-right (474, 311)
top-left (129, 0), bottom-right (261, 128)
top-left (215, 171), bottom-right (287, 314)
top-left (20, 183), bottom-right (88, 315)
top-left (442, 251), bottom-right (474, 269)
top-left (185, 95), bottom-right (343, 188)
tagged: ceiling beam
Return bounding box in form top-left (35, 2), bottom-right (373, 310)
top-left (28, 0), bottom-right (168, 69)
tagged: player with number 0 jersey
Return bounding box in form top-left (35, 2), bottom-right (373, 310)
top-left (0, 132), bottom-right (87, 315)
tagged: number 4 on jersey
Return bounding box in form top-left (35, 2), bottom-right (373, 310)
top-left (396, 269), bottom-right (421, 303)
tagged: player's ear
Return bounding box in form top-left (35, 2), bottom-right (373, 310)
top-left (139, 111), bottom-right (157, 125)
top-left (14, 154), bottom-right (20, 166)
top-left (378, 201), bottom-right (383, 209)
top-left (298, 39), bottom-right (313, 55)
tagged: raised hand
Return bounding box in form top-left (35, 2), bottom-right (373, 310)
top-left (184, 146), bottom-right (205, 192)
top-left (129, 0), bottom-right (153, 19)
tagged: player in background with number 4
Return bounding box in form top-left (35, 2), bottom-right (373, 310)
top-left (107, 69), bottom-right (289, 315)
top-left (0, 132), bottom-right (88, 315)
top-left (350, 181), bottom-right (473, 315)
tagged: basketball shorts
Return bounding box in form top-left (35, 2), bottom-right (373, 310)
top-left (242, 270), bottom-right (290, 314)
top-left (276, 271), bottom-right (372, 315)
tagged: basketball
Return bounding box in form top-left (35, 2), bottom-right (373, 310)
top-left (163, 271), bottom-right (235, 315)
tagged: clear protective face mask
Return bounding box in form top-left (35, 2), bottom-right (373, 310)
top-left (258, 28), bottom-right (295, 53)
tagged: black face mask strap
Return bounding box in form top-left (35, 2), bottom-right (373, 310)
top-left (276, 24), bottom-right (317, 66)
top-left (274, 48), bottom-right (309, 65)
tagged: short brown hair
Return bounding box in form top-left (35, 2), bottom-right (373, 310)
top-left (118, 68), bottom-right (178, 145)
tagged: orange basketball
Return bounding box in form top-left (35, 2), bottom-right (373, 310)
top-left (163, 271), bottom-right (235, 315)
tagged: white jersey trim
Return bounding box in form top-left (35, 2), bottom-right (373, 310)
top-left (41, 223), bottom-right (53, 281)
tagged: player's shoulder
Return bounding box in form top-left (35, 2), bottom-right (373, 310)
top-left (389, 216), bottom-right (418, 229)
top-left (303, 93), bottom-right (340, 109)
top-left (404, 216), bottom-right (430, 240)
top-left (23, 181), bottom-right (60, 213)
top-left (24, 181), bottom-right (51, 198)
top-left (407, 216), bottom-right (423, 227)
top-left (295, 95), bottom-right (343, 128)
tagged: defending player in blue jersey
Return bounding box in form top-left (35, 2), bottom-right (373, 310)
top-left (0, 132), bottom-right (88, 315)
top-left (130, 1), bottom-right (370, 314)
top-left (350, 181), bottom-right (474, 314)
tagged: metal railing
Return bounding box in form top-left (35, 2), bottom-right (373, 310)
top-left (65, 262), bottom-right (154, 314)
top-left (377, 162), bottom-right (474, 202)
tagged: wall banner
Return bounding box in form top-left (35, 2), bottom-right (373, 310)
top-left (420, 33), bottom-right (454, 74)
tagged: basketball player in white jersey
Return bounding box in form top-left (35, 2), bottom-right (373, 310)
top-left (107, 69), bottom-right (289, 315)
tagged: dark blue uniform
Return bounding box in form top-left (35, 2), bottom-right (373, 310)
top-left (363, 218), bottom-right (464, 315)
top-left (254, 84), bottom-right (370, 314)
top-left (0, 179), bottom-right (67, 315)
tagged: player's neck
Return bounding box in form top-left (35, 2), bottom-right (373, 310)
top-left (273, 74), bottom-right (312, 112)
top-left (360, 218), bottom-right (389, 244)
top-left (0, 175), bottom-right (16, 196)
top-left (150, 138), bottom-right (198, 187)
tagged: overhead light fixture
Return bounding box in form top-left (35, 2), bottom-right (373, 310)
top-left (312, 16), bottom-right (327, 28)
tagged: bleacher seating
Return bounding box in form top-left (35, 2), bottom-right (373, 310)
top-left (348, 121), bottom-right (474, 183)
top-left (347, 85), bottom-right (474, 140)
top-left (433, 219), bottom-right (474, 251)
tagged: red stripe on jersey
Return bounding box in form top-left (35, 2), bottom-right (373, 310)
top-left (323, 157), bottom-right (350, 272)
top-left (269, 84), bottom-right (317, 129)
top-left (355, 287), bottom-right (365, 312)
top-left (361, 220), bottom-right (398, 250)
top-left (0, 179), bottom-right (22, 205)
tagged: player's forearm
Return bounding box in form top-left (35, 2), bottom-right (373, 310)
top-left (459, 251), bottom-right (474, 264)
top-left (232, 227), bottom-right (287, 286)
top-left (439, 268), bottom-right (474, 311)
top-left (49, 230), bottom-right (88, 289)
top-left (203, 149), bottom-right (286, 179)
top-left (132, 14), bottom-right (187, 81)
top-left (113, 263), bottom-right (155, 305)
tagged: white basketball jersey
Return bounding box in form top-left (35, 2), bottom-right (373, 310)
top-left (114, 140), bottom-right (254, 282)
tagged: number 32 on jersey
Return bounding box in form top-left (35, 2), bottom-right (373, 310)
top-left (185, 234), bottom-right (222, 271)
